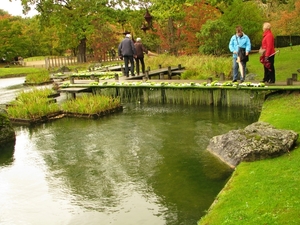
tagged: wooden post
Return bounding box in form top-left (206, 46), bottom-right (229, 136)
top-left (178, 64), bottom-right (181, 70)
top-left (145, 71), bottom-right (150, 80)
top-left (95, 77), bottom-right (99, 82)
top-left (121, 67), bottom-right (125, 77)
top-left (287, 78), bottom-right (293, 85)
top-left (168, 66), bottom-right (172, 79)
top-left (220, 73), bottom-right (225, 81)
top-left (292, 73), bottom-right (297, 81)
top-left (90, 74), bottom-right (95, 80)
top-left (207, 77), bottom-right (213, 83)
top-left (159, 73), bottom-right (164, 79)
top-left (115, 73), bottom-right (119, 81)
top-left (70, 76), bottom-right (75, 84)
top-left (158, 65), bottom-right (162, 69)
top-left (147, 66), bottom-right (150, 71)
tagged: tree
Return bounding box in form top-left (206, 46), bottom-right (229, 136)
top-left (196, 19), bottom-right (231, 55)
top-left (221, 0), bottom-right (265, 49)
top-left (0, 13), bottom-right (28, 60)
top-left (19, 0), bottom-right (140, 62)
top-left (182, 1), bottom-right (223, 54)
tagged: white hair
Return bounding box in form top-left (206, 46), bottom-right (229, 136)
top-left (136, 38), bottom-right (141, 42)
top-left (125, 34), bottom-right (131, 38)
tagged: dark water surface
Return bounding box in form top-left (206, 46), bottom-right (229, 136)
top-left (0, 101), bottom-right (259, 225)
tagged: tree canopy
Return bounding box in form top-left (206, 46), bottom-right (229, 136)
top-left (1, 0), bottom-right (300, 60)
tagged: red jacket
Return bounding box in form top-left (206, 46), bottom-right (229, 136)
top-left (262, 30), bottom-right (275, 57)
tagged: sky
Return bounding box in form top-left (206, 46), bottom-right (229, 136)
top-left (1, 0), bottom-right (38, 17)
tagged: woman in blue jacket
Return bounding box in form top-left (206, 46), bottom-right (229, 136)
top-left (229, 26), bottom-right (251, 83)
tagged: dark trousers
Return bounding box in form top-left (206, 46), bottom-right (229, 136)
top-left (124, 56), bottom-right (134, 76)
top-left (135, 57), bottom-right (145, 75)
top-left (263, 55), bottom-right (275, 83)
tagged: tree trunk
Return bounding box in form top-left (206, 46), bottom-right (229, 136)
top-left (77, 38), bottom-right (87, 63)
top-left (168, 17), bottom-right (177, 55)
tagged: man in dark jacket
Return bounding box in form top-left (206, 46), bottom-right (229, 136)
top-left (134, 38), bottom-right (148, 76)
top-left (118, 34), bottom-right (136, 77)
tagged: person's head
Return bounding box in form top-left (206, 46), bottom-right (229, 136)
top-left (136, 37), bottom-right (141, 42)
top-left (263, 22), bottom-right (271, 32)
top-left (235, 25), bottom-right (243, 37)
top-left (125, 34), bottom-right (131, 39)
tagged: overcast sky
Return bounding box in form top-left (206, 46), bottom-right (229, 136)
top-left (1, 0), bottom-right (37, 17)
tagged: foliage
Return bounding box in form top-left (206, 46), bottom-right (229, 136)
top-left (199, 91), bottom-right (300, 225)
top-left (271, 0), bottom-right (300, 36)
top-left (1, 0), bottom-right (300, 59)
top-left (61, 94), bottom-right (121, 114)
top-left (221, 0), bottom-right (265, 49)
top-left (0, 14), bottom-right (26, 60)
top-left (197, 19), bottom-right (231, 55)
top-left (7, 88), bottom-right (60, 119)
top-left (182, 1), bottom-right (223, 54)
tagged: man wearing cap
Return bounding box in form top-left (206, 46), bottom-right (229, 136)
top-left (118, 34), bottom-right (136, 77)
top-left (134, 38), bottom-right (148, 76)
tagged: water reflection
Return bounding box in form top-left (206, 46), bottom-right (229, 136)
top-left (0, 103), bottom-right (259, 225)
top-left (0, 142), bottom-right (15, 166)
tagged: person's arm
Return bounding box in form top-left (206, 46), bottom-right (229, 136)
top-left (245, 36), bottom-right (251, 55)
top-left (142, 44), bottom-right (148, 54)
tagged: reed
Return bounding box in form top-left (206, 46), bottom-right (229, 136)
top-left (7, 88), bottom-right (60, 119)
top-left (145, 54), bottom-right (232, 80)
top-left (25, 70), bottom-right (51, 84)
top-left (61, 94), bottom-right (121, 114)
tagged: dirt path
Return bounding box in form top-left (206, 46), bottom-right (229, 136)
top-left (24, 60), bottom-right (45, 67)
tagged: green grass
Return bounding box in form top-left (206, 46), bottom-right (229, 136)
top-left (0, 66), bottom-right (45, 78)
top-left (198, 91), bottom-right (300, 225)
top-left (247, 46), bottom-right (300, 82)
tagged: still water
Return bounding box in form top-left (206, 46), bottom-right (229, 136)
top-left (0, 77), bottom-right (260, 225)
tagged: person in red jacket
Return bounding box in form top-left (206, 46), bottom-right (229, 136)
top-left (261, 22), bottom-right (276, 83)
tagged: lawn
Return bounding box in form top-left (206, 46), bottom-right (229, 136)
top-left (198, 92), bottom-right (300, 224)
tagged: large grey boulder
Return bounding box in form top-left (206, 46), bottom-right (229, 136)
top-left (207, 122), bottom-right (298, 168)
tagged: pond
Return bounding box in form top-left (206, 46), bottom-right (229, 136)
top-left (0, 78), bottom-right (260, 225)
top-left (0, 104), bottom-right (260, 225)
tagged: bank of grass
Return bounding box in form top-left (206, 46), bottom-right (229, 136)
top-left (198, 91), bottom-right (300, 225)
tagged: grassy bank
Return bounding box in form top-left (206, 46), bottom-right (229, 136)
top-left (198, 91), bottom-right (300, 224)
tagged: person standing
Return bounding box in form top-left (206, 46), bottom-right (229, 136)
top-left (118, 34), bottom-right (136, 77)
top-left (260, 22), bottom-right (276, 83)
top-left (229, 25), bottom-right (251, 83)
top-left (134, 38), bottom-right (148, 76)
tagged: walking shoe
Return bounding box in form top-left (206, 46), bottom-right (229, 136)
top-left (232, 80), bottom-right (237, 82)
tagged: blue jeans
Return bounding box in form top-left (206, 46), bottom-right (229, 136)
top-left (232, 58), bottom-right (246, 81)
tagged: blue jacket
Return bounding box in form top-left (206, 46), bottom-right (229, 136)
top-left (229, 33), bottom-right (251, 59)
top-left (118, 37), bottom-right (136, 57)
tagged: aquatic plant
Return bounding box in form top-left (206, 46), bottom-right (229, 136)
top-left (61, 94), bottom-right (121, 114)
top-left (7, 88), bottom-right (60, 119)
top-left (25, 70), bottom-right (51, 84)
